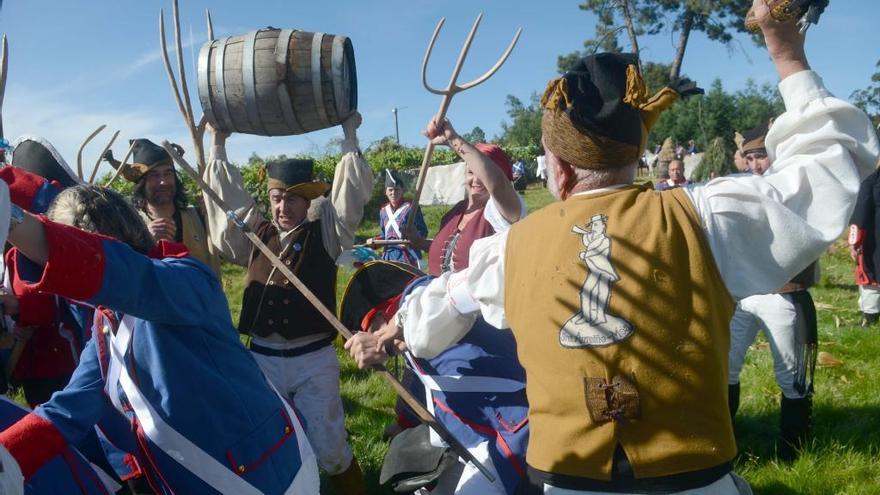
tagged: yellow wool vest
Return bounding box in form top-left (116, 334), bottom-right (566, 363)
top-left (504, 184), bottom-right (736, 480)
top-left (139, 208), bottom-right (221, 277)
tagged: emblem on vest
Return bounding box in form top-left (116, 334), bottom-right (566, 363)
top-left (560, 214), bottom-right (634, 348)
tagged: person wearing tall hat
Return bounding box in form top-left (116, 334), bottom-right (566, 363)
top-left (203, 111), bottom-right (372, 493)
top-left (849, 165), bottom-right (880, 326)
top-left (370, 4), bottom-right (879, 493)
top-left (727, 121), bottom-right (821, 462)
top-left (367, 169), bottom-right (428, 267)
top-left (103, 139), bottom-right (221, 276)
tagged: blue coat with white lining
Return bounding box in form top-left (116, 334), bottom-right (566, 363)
top-left (5, 217), bottom-right (317, 494)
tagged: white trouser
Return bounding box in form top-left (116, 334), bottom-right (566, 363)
top-left (252, 345), bottom-right (354, 475)
top-left (859, 285), bottom-right (880, 314)
top-left (539, 472), bottom-right (749, 495)
top-left (728, 293), bottom-right (807, 399)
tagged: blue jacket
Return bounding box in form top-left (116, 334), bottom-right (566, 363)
top-left (10, 218), bottom-right (315, 494)
top-left (0, 397), bottom-right (115, 494)
top-left (378, 201), bottom-right (428, 266)
top-left (404, 277), bottom-right (529, 494)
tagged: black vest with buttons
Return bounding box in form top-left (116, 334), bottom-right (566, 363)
top-left (239, 219), bottom-right (337, 340)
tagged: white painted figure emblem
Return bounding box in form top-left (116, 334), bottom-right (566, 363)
top-left (560, 214), bottom-right (634, 348)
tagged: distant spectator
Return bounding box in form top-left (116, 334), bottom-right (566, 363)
top-left (655, 159), bottom-right (689, 190)
top-left (849, 168), bottom-right (880, 326)
top-left (536, 154), bottom-right (547, 187)
top-left (687, 139), bottom-right (699, 154)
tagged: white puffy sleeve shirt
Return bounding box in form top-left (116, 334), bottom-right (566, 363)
top-left (400, 70), bottom-right (880, 358)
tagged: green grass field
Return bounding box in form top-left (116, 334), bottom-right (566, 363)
top-left (2, 182), bottom-right (873, 493)
top-left (181, 182), bottom-right (880, 494)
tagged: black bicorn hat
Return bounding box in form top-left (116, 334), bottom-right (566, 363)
top-left (384, 169), bottom-right (405, 189)
top-left (10, 135), bottom-right (81, 188)
top-left (103, 138), bottom-right (183, 183)
top-left (338, 260), bottom-right (423, 332)
top-left (266, 158), bottom-right (330, 200)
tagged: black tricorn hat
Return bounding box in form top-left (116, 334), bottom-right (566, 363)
top-left (10, 135), bottom-right (80, 188)
top-left (103, 138), bottom-right (182, 183)
top-left (338, 260), bottom-right (423, 332)
top-left (267, 158), bottom-right (330, 200)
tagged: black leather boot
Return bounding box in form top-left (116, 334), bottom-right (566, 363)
top-left (861, 312), bottom-right (879, 327)
top-left (779, 395), bottom-right (812, 462)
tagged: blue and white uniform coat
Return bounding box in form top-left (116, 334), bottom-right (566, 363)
top-left (0, 218), bottom-right (318, 495)
top-left (378, 200), bottom-right (427, 266)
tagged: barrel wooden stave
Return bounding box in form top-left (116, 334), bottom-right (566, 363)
top-left (198, 28), bottom-right (356, 137)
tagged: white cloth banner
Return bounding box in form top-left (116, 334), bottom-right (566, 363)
top-left (418, 162), bottom-right (466, 207)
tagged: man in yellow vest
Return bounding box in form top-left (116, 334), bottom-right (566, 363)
top-left (104, 139), bottom-right (221, 276)
top-left (374, 4), bottom-right (879, 494)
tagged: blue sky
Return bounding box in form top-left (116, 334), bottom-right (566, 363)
top-left (1, 1), bottom-right (877, 179)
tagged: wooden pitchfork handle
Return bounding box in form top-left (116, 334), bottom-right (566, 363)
top-left (161, 142), bottom-right (497, 483)
top-left (0, 35), bottom-right (8, 141)
top-left (404, 14), bottom-right (521, 233)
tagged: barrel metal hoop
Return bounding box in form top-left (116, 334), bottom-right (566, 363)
top-left (330, 36), bottom-right (348, 121)
top-left (310, 32), bottom-right (331, 128)
top-left (242, 30), bottom-right (266, 134)
top-left (214, 39), bottom-right (235, 131)
top-left (274, 29), bottom-right (303, 135)
top-left (197, 41), bottom-right (217, 126)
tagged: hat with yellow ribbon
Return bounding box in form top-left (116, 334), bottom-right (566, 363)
top-left (540, 52), bottom-right (702, 169)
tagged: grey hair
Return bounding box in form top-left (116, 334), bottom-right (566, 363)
top-left (571, 163), bottom-right (637, 192)
top-left (47, 185), bottom-right (155, 254)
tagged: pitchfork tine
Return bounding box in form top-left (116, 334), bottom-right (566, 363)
top-left (0, 35), bottom-right (8, 140)
top-left (77, 124), bottom-right (106, 181)
top-left (457, 27), bottom-right (521, 91)
top-left (421, 18), bottom-right (446, 96)
top-left (440, 12), bottom-right (483, 94)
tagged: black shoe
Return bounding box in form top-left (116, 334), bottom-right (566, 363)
top-left (861, 312), bottom-right (879, 327)
top-left (778, 395), bottom-right (812, 462)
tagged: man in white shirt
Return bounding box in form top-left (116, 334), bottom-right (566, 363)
top-left (373, 4), bottom-right (879, 494)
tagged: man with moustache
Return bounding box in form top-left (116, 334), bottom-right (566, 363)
top-left (103, 140), bottom-right (220, 275)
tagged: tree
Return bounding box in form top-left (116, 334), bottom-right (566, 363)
top-left (852, 59), bottom-right (880, 127)
top-left (558, 0), bottom-right (637, 73)
top-left (497, 94), bottom-right (543, 151)
top-left (463, 126), bottom-right (487, 144)
top-left (690, 136), bottom-right (736, 181)
top-left (648, 77), bottom-right (781, 150)
top-left (560, 1), bottom-right (753, 80)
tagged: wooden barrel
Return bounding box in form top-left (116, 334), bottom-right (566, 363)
top-left (197, 28), bottom-right (357, 136)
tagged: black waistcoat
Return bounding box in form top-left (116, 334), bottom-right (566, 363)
top-left (239, 219), bottom-right (337, 340)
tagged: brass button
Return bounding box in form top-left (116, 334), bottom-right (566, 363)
top-left (268, 280), bottom-right (275, 286)
top-left (282, 319), bottom-right (289, 324)
top-left (283, 280), bottom-right (289, 285)
top-left (284, 426), bottom-right (291, 434)
top-left (283, 299), bottom-right (290, 305)
top-left (267, 300), bottom-right (274, 306)
top-left (237, 465), bottom-right (246, 473)
top-left (268, 319), bottom-right (274, 325)
top-left (285, 260), bottom-right (291, 266)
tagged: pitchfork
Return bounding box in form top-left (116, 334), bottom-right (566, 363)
top-left (404, 14), bottom-right (521, 233)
